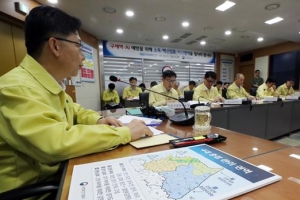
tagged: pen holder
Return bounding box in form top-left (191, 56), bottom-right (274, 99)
top-left (193, 106), bottom-right (211, 136)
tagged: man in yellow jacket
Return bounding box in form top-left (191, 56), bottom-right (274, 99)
top-left (276, 79), bottom-right (295, 97)
top-left (102, 83), bottom-right (120, 108)
top-left (193, 71), bottom-right (225, 102)
top-left (0, 6), bottom-right (152, 196)
top-left (122, 77), bottom-right (142, 99)
top-left (149, 70), bottom-right (179, 106)
top-left (227, 73), bottom-right (256, 100)
top-left (256, 77), bottom-right (277, 99)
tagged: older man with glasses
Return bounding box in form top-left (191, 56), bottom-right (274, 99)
top-left (227, 73), bottom-right (256, 100)
top-left (193, 71), bottom-right (225, 102)
top-left (149, 70), bottom-right (179, 106)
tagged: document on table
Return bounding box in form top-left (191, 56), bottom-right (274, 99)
top-left (118, 115), bottom-right (162, 126)
top-left (68, 144), bottom-right (281, 200)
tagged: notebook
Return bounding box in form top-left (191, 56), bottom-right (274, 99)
top-left (129, 134), bottom-right (178, 148)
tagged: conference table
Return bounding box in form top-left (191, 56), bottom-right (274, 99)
top-left (58, 108), bottom-right (292, 199)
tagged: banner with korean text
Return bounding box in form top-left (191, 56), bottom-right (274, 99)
top-left (103, 40), bottom-right (215, 63)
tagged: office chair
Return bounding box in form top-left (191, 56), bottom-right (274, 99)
top-left (139, 92), bottom-right (149, 106)
top-left (0, 181), bottom-right (59, 200)
top-left (250, 87), bottom-right (258, 96)
top-left (184, 90), bottom-right (194, 101)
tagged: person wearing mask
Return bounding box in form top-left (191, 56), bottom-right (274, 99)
top-left (193, 71), bottom-right (225, 102)
top-left (102, 83), bottom-right (120, 108)
top-left (183, 80), bottom-right (196, 91)
top-left (256, 77), bottom-right (277, 99)
top-left (251, 70), bottom-right (264, 88)
top-left (0, 6), bottom-right (153, 195)
top-left (276, 79), bottom-right (295, 97)
top-left (149, 70), bottom-right (179, 106)
top-left (122, 77), bottom-right (142, 99)
top-left (227, 73), bottom-right (256, 100)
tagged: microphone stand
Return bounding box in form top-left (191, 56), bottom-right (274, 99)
top-left (112, 77), bottom-right (194, 125)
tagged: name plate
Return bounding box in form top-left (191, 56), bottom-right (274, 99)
top-left (167, 102), bottom-right (190, 108)
top-left (224, 99), bottom-right (242, 105)
top-left (263, 97), bottom-right (278, 102)
top-left (286, 95), bottom-right (299, 100)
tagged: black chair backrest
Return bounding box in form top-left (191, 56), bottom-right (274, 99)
top-left (184, 90), bottom-right (194, 101)
top-left (139, 92), bottom-right (149, 106)
top-left (250, 87), bottom-right (258, 96)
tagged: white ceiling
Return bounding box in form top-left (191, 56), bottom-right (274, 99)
top-left (35, 0), bottom-right (300, 54)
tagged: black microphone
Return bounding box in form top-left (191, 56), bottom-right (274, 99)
top-left (109, 75), bottom-right (194, 126)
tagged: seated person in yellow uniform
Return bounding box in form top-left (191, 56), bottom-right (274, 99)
top-left (0, 6), bottom-right (153, 195)
top-left (276, 78), bottom-right (295, 97)
top-left (183, 80), bottom-right (196, 91)
top-left (145, 81), bottom-right (157, 92)
top-left (172, 81), bottom-right (182, 96)
top-left (102, 83), bottom-right (120, 108)
top-left (193, 71), bottom-right (225, 102)
top-left (227, 73), bottom-right (256, 100)
top-left (214, 81), bottom-right (223, 96)
top-left (149, 70), bottom-right (179, 106)
top-left (256, 77), bottom-right (277, 99)
top-left (122, 77), bottom-right (142, 100)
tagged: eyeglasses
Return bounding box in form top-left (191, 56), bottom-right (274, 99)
top-left (45, 37), bottom-right (83, 51)
top-left (164, 78), bottom-right (176, 84)
top-left (206, 78), bottom-right (215, 84)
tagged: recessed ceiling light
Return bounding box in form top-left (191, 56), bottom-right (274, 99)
top-left (182, 22), bottom-right (189, 27)
top-left (163, 35), bottom-right (169, 40)
top-left (155, 17), bottom-right (166, 21)
top-left (116, 29), bottom-right (123, 34)
top-left (200, 41), bottom-right (206, 45)
top-left (225, 30), bottom-right (232, 35)
top-left (48, 0), bottom-right (58, 3)
top-left (103, 7), bottom-right (116, 13)
top-left (257, 37), bottom-right (264, 42)
top-left (126, 10), bottom-right (134, 17)
top-left (265, 17), bottom-right (284, 24)
top-left (216, 1), bottom-right (236, 11)
top-left (265, 3), bottom-right (280, 10)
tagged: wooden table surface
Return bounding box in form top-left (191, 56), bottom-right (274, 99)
top-left (59, 118), bottom-right (288, 199)
top-left (232, 147), bottom-right (300, 200)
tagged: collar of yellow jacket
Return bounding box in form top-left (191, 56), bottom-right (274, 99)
top-left (19, 54), bottom-right (63, 95)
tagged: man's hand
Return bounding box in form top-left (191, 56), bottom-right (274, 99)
top-left (97, 117), bottom-right (123, 127)
top-left (126, 119), bottom-right (153, 141)
top-left (248, 95), bottom-right (256, 100)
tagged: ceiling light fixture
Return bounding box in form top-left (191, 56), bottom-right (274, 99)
top-left (257, 37), bottom-right (264, 42)
top-left (265, 17), bottom-right (283, 24)
top-left (163, 35), bottom-right (169, 40)
top-left (103, 7), bottom-right (116, 13)
top-left (48, 0), bottom-right (58, 3)
top-left (265, 3), bottom-right (280, 10)
top-left (155, 16), bottom-right (166, 21)
top-left (225, 30), bottom-right (232, 35)
top-left (126, 10), bottom-right (134, 17)
top-left (116, 29), bottom-right (123, 34)
top-left (216, 1), bottom-right (236, 11)
top-left (200, 41), bottom-right (206, 45)
top-left (182, 22), bottom-right (189, 27)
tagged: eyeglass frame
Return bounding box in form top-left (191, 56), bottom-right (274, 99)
top-left (205, 78), bottom-right (216, 84)
top-left (163, 78), bottom-right (177, 84)
top-left (44, 37), bottom-right (83, 51)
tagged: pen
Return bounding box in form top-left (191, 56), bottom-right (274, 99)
top-left (173, 138), bottom-right (213, 147)
top-left (171, 136), bottom-right (206, 143)
top-left (146, 123), bottom-right (161, 127)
